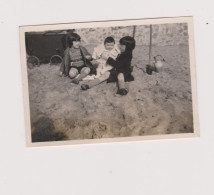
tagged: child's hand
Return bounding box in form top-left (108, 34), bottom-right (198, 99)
top-left (100, 70), bottom-right (106, 75)
top-left (101, 52), bottom-right (109, 60)
top-left (109, 53), bottom-right (117, 60)
top-left (85, 55), bottom-right (91, 60)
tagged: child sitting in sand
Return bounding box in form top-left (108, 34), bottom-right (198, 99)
top-left (81, 36), bottom-right (135, 95)
top-left (59, 33), bottom-right (95, 84)
top-left (92, 36), bottom-right (120, 78)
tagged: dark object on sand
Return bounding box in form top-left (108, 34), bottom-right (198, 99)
top-left (118, 88), bottom-right (129, 95)
top-left (81, 84), bottom-right (90, 90)
top-left (25, 30), bottom-right (74, 65)
top-left (146, 64), bottom-right (154, 75)
top-left (32, 117), bottom-right (67, 142)
top-left (71, 78), bottom-right (79, 84)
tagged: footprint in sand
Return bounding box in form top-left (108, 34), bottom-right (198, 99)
top-left (132, 95), bottom-right (172, 136)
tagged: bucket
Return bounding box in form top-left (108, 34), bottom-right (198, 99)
top-left (154, 55), bottom-right (165, 72)
top-left (146, 65), bottom-right (154, 75)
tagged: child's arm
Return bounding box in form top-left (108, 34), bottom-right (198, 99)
top-left (106, 57), bottom-right (117, 67)
top-left (101, 51), bottom-right (110, 60)
top-left (96, 63), bottom-right (103, 77)
top-left (85, 55), bottom-right (92, 60)
top-left (109, 47), bottom-right (120, 60)
top-left (81, 46), bottom-right (92, 61)
top-left (92, 45), bottom-right (105, 60)
top-left (107, 54), bottom-right (132, 72)
top-left (92, 47), bottom-right (99, 60)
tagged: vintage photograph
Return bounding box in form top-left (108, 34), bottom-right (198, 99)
top-left (19, 17), bottom-right (199, 146)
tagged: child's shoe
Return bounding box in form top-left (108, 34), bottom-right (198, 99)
top-left (81, 84), bottom-right (90, 90)
top-left (71, 78), bottom-right (79, 84)
top-left (118, 88), bottom-right (128, 96)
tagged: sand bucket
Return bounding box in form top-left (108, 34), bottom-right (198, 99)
top-left (146, 64), bottom-right (154, 75)
top-left (154, 55), bottom-right (165, 72)
top-left (145, 25), bottom-right (165, 75)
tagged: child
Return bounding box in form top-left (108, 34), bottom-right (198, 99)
top-left (81, 36), bottom-right (135, 95)
top-left (92, 37), bottom-right (120, 78)
top-left (59, 33), bottom-right (94, 84)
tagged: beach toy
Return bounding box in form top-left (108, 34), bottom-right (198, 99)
top-left (153, 55), bottom-right (165, 72)
top-left (145, 25), bottom-right (164, 75)
top-left (146, 64), bottom-right (154, 75)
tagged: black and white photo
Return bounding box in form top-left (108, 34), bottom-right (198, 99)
top-left (19, 17), bottom-right (199, 146)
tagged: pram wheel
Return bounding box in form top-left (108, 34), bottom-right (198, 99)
top-left (49, 55), bottom-right (63, 65)
top-left (27, 56), bottom-right (40, 69)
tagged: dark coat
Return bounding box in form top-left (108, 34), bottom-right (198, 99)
top-left (60, 46), bottom-right (95, 76)
top-left (106, 52), bottom-right (134, 82)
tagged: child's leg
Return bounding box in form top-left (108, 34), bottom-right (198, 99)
top-left (81, 71), bottom-right (110, 90)
top-left (117, 73), bottom-right (128, 95)
top-left (95, 63), bottom-right (103, 78)
top-left (100, 65), bottom-right (113, 75)
top-left (71, 67), bottom-right (90, 84)
top-left (69, 68), bottom-right (79, 79)
top-left (105, 64), bottom-right (113, 71)
top-left (117, 73), bottom-right (125, 89)
top-left (97, 64), bottom-right (103, 75)
top-left (78, 67), bottom-right (90, 80)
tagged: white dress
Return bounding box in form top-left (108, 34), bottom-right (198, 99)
top-left (92, 45), bottom-right (120, 77)
top-left (83, 44), bottom-right (120, 80)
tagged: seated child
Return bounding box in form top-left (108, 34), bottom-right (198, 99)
top-left (92, 36), bottom-right (120, 78)
top-left (59, 33), bottom-right (94, 84)
top-left (81, 36), bottom-right (136, 96)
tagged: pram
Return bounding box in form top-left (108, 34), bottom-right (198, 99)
top-left (25, 30), bottom-right (74, 68)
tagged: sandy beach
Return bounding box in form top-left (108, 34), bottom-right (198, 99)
top-left (28, 45), bottom-right (193, 142)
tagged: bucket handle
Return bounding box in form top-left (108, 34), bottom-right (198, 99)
top-left (154, 55), bottom-right (165, 62)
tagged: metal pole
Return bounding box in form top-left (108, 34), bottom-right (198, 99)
top-left (149, 24), bottom-right (152, 65)
top-left (133, 26), bottom-right (136, 38)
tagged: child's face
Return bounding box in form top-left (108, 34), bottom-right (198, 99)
top-left (118, 44), bottom-right (126, 53)
top-left (105, 42), bottom-right (115, 51)
top-left (73, 41), bottom-right (80, 49)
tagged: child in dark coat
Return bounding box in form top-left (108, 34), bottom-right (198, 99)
top-left (81, 36), bottom-right (135, 95)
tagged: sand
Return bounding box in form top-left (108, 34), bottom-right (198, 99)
top-left (27, 45), bottom-right (193, 142)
